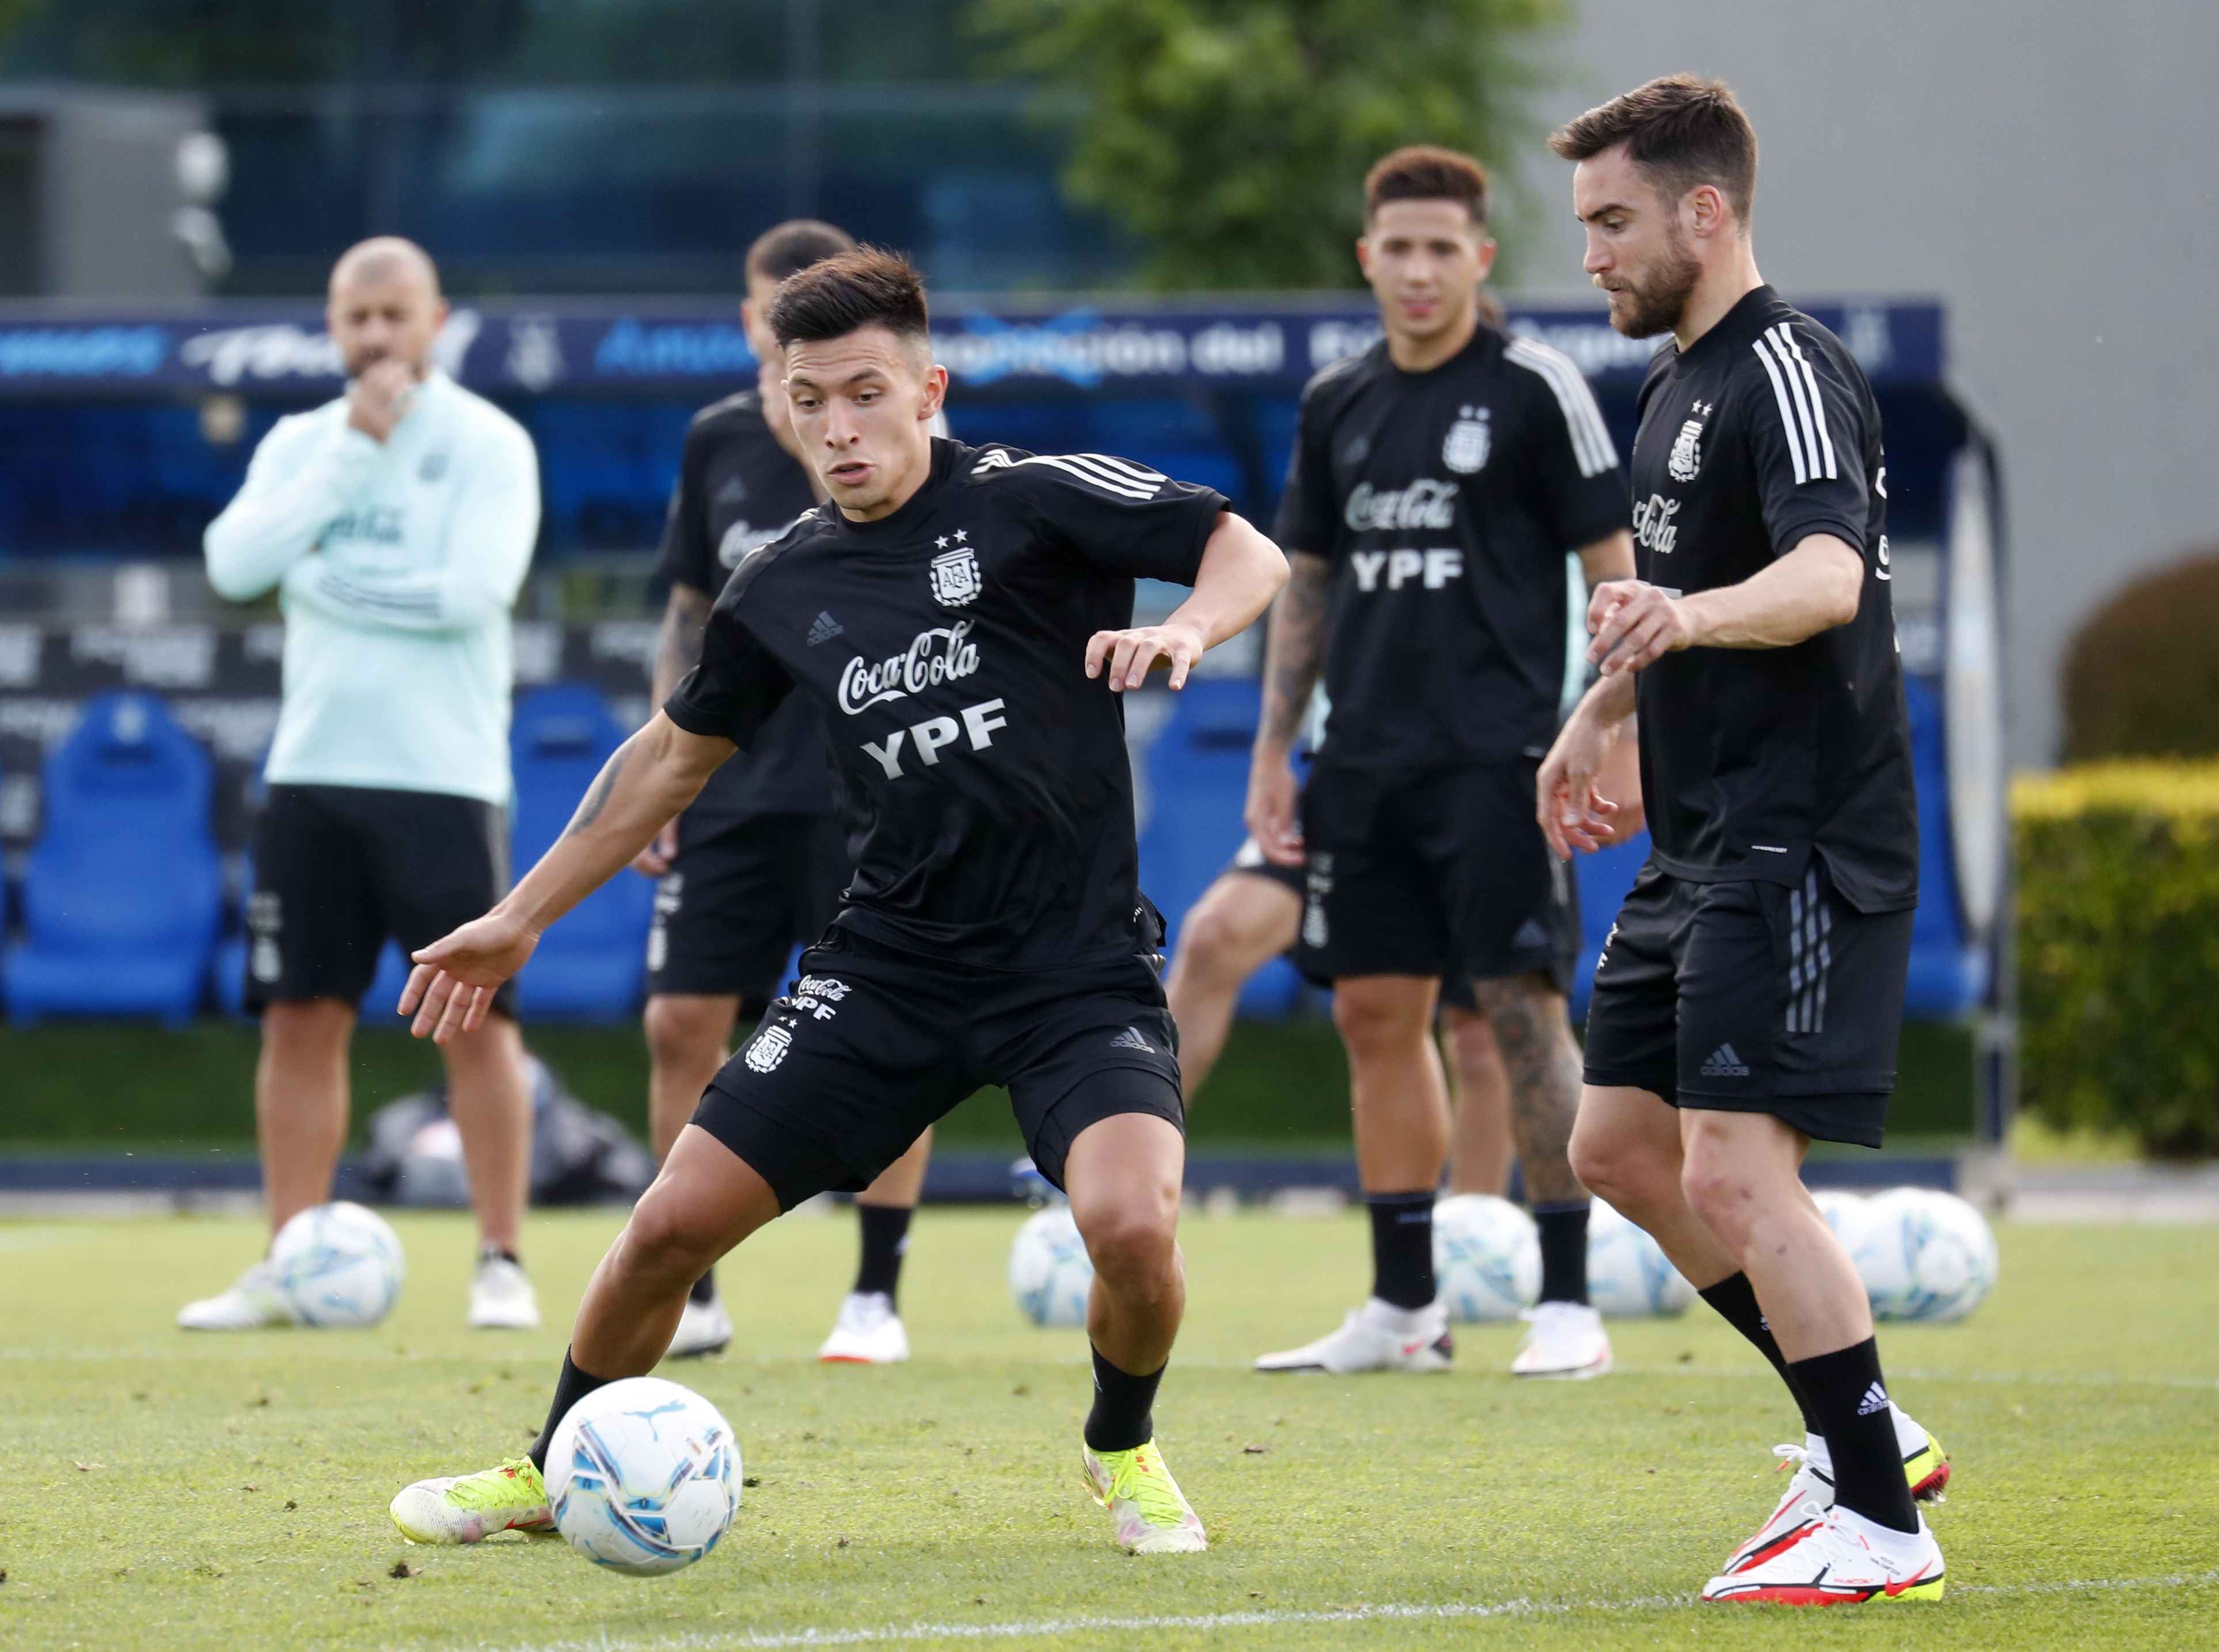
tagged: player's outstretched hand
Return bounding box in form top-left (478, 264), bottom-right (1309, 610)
top-left (399, 912), bottom-right (539, 1045)
top-left (1244, 751), bottom-right (1305, 868)
top-left (1587, 578), bottom-right (1693, 677)
top-left (1086, 618), bottom-right (1210, 692)
top-left (1537, 716), bottom-right (1622, 860)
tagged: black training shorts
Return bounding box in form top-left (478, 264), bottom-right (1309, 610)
top-left (1221, 836), bottom-right (1477, 1012)
top-left (1292, 760), bottom-right (1578, 993)
top-left (692, 929), bottom-right (1186, 1210)
top-left (245, 783), bottom-right (516, 1019)
top-left (1580, 862), bottom-right (1913, 1149)
top-left (646, 812), bottom-right (846, 1009)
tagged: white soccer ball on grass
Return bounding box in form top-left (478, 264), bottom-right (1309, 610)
top-left (1008, 1205), bottom-right (1094, 1327)
top-left (545, 1376), bottom-right (740, 1577)
top-left (1856, 1187), bottom-right (2000, 1323)
top-left (1585, 1200), bottom-right (1695, 1317)
top-left (269, 1200), bottom-right (405, 1327)
top-left (1431, 1193), bottom-right (1539, 1321)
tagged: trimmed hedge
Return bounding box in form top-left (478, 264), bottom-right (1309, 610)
top-left (2016, 762), bottom-right (2219, 1156)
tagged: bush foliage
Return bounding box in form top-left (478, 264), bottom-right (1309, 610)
top-left (2016, 762), bottom-right (2219, 1156)
top-left (2061, 550), bottom-right (2219, 761)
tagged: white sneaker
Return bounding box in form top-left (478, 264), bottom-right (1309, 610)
top-left (666, 1292), bottom-right (734, 1359)
top-left (177, 1260), bottom-right (298, 1331)
top-left (468, 1248), bottom-right (540, 1330)
top-left (1703, 1504), bottom-right (1944, 1604)
top-left (1253, 1298), bottom-right (1452, 1374)
top-left (817, 1290), bottom-right (910, 1364)
top-left (1510, 1300), bottom-right (1614, 1379)
top-left (1723, 1410), bottom-right (1951, 1575)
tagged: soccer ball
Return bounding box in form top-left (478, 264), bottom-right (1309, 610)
top-left (269, 1201), bottom-right (405, 1327)
top-left (1813, 1187), bottom-right (1874, 1254)
top-left (1585, 1201), bottom-right (1695, 1317)
top-left (1431, 1193), bottom-right (1538, 1321)
top-left (1008, 1205), bottom-right (1093, 1327)
top-left (545, 1377), bottom-right (740, 1577)
top-left (1856, 1187), bottom-right (2000, 1323)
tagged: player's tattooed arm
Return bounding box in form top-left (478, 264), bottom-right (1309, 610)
top-left (402, 714), bottom-right (734, 1043)
top-left (1243, 549), bottom-right (1329, 867)
top-left (633, 583), bottom-right (713, 875)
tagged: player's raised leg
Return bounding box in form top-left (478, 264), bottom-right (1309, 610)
top-left (1256, 974), bottom-right (1454, 1374)
top-left (1162, 862), bottom-right (1301, 1099)
top-left (1064, 1110), bottom-right (1207, 1554)
top-left (820, 1128), bottom-right (933, 1364)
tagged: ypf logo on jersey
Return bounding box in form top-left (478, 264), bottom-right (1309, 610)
top-left (929, 532), bottom-right (982, 607)
top-left (1442, 405), bottom-right (1491, 474)
top-left (1666, 399), bottom-right (1712, 483)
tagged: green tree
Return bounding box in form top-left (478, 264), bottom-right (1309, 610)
top-left (970, 0), bottom-right (1567, 290)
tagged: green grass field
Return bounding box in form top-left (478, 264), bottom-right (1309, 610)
top-left (2, 1209), bottom-right (2213, 1650)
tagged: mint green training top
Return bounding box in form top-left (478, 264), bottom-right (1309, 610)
top-left (204, 371), bottom-right (541, 806)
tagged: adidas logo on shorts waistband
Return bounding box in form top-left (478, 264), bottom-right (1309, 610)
top-left (1699, 1042), bottom-right (1751, 1078)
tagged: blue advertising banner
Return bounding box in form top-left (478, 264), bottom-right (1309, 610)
top-left (0, 297), bottom-right (1941, 398)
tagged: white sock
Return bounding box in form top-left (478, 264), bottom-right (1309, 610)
top-left (1359, 1296), bottom-right (1434, 1334)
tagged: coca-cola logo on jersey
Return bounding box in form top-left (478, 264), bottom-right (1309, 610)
top-left (1343, 478), bottom-right (1458, 533)
top-left (1633, 493), bottom-right (1681, 555)
top-left (838, 621), bottom-right (982, 715)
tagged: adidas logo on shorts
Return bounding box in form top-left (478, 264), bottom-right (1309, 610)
top-left (1699, 1042), bottom-right (1751, 1077)
top-left (1511, 918), bottom-right (1550, 950)
top-left (1108, 1026), bottom-right (1154, 1053)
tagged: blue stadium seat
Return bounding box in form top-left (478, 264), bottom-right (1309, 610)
top-left (4, 692), bottom-right (222, 1027)
top-left (1569, 829), bottom-right (1651, 1023)
top-left (508, 683), bottom-right (653, 1021)
top-left (1137, 678), bottom-right (1305, 1016)
top-left (1903, 675), bottom-right (1988, 1018)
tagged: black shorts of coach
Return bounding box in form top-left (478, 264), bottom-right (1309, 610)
top-left (1224, 840), bottom-right (1479, 1013)
top-left (692, 929), bottom-right (1187, 1211)
top-left (1580, 861), bottom-right (1914, 1149)
top-left (245, 783), bottom-right (517, 1019)
top-left (645, 812), bottom-right (847, 1014)
top-left (1291, 759), bottom-right (1579, 994)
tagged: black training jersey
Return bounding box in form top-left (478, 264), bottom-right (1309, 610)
top-left (655, 389), bottom-right (833, 826)
top-left (1628, 285), bottom-right (1917, 911)
top-left (1274, 324), bottom-right (1629, 769)
top-left (665, 438), bottom-right (1227, 969)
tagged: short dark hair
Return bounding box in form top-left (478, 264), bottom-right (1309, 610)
top-left (1549, 75), bottom-right (1758, 226)
top-left (767, 247), bottom-right (931, 354)
top-left (1364, 146), bottom-right (1490, 227)
top-left (744, 218), bottom-right (857, 285)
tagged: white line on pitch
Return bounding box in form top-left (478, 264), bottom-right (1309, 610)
top-left (424, 1569), bottom-right (2219, 1652)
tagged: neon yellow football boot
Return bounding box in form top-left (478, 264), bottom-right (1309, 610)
top-left (1081, 1438), bottom-right (1207, 1555)
top-left (390, 1456), bottom-right (556, 1544)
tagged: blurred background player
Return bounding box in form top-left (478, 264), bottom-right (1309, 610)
top-left (1544, 77), bottom-right (1948, 1604)
top-left (639, 218), bottom-right (933, 1363)
top-left (1247, 148), bottom-right (1636, 1379)
top-left (185, 237), bottom-right (543, 1332)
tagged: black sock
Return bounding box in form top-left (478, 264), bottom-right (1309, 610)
top-left (853, 1203), bottom-right (913, 1303)
top-left (527, 1350), bottom-right (617, 1474)
top-left (1697, 1272), bottom-right (1823, 1435)
top-left (1083, 1345), bottom-right (1165, 1453)
top-left (687, 1267), bottom-right (717, 1306)
top-left (1532, 1202), bottom-right (1590, 1305)
top-left (1788, 1338), bottom-right (1918, 1533)
top-left (1365, 1191), bottom-right (1437, 1311)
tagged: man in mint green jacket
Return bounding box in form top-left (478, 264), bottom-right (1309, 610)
top-left (185, 237), bottom-right (542, 1332)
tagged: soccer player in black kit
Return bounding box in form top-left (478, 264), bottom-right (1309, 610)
top-left (638, 219), bottom-right (939, 1365)
top-left (387, 250), bottom-right (1287, 1556)
top-left (1539, 77), bottom-right (1950, 1603)
top-left (1249, 147), bottom-right (1636, 1380)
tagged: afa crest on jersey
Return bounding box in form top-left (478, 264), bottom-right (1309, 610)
top-left (1667, 406), bottom-right (1708, 482)
top-left (929, 545), bottom-right (982, 607)
top-left (1442, 406), bottom-right (1491, 474)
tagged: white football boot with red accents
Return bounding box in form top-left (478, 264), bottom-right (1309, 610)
top-left (1253, 1297), bottom-right (1453, 1374)
top-left (1723, 1410), bottom-right (1950, 1575)
top-left (1703, 1504), bottom-right (1944, 1605)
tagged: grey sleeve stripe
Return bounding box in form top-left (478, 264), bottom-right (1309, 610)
top-left (1506, 337), bottom-right (1620, 478)
top-left (1012, 453), bottom-right (1157, 500)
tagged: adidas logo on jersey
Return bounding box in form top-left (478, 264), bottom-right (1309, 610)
top-left (1700, 1042), bottom-right (1751, 1077)
top-left (1857, 1381), bottom-right (1890, 1416)
top-left (1108, 1026), bottom-right (1154, 1053)
top-left (806, 611), bottom-right (845, 647)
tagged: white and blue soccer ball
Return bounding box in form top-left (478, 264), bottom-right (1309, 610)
top-left (1585, 1200), bottom-right (1695, 1317)
top-left (1813, 1187), bottom-right (1875, 1256)
top-left (1431, 1193), bottom-right (1539, 1321)
top-left (1008, 1205), bottom-right (1093, 1327)
top-left (545, 1376), bottom-right (740, 1577)
top-left (269, 1200), bottom-right (404, 1327)
top-left (1853, 1187), bottom-right (2000, 1323)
